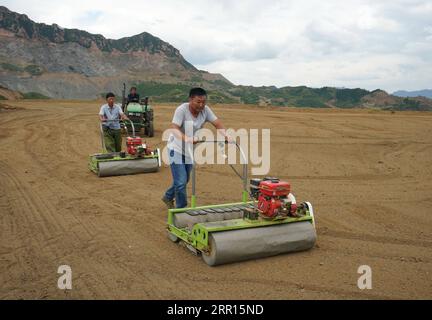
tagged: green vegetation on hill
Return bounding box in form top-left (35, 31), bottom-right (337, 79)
top-left (22, 92), bottom-right (50, 99)
top-left (210, 79), bottom-right (233, 89)
top-left (1, 62), bottom-right (22, 72)
top-left (135, 81), bottom-right (237, 104)
top-left (24, 64), bottom-right (43, 76)
top-left (0, 62), bottom-right (43, 76)
top-left (0, 94), bottom-right (7, 100)
top-left (135, 82), bottom-right (190, 102)
top-left (131, 82), bottom-right (432, 111)
top-left (228, 85), bottom-right (334, 107)
top-left (206, 91), bottom-right (237, 104)
top-left (334, 88), bottom-right (370, 108)
top-left (385, 98), bottom-right (430, 111)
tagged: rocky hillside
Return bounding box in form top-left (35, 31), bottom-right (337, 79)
top-left (0, 85), bottom-right (23, 100)
top-left (0, 6), bottom-right (231, 99)
top-left (1, 6), bottom-right (431, 110)
top-left (225, 87), bottom-right (432, 111)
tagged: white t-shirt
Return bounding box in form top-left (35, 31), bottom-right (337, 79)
top-left (167, 102), bottom-right (218, 157)
top-left (99, 103), bottom-right (124, 129)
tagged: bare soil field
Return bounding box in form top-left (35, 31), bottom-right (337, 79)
top-left (0, 100), bottom-right (431, 299)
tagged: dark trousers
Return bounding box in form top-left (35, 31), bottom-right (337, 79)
top-left (103, 127), bottom-right (122, 152)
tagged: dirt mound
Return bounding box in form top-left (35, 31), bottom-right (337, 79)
top-left (0, 85), bottom-right (23, 100)
top-left (0, 101), bottom-right (431, 299)
top-left (0, 101), bottom-right (25, 111)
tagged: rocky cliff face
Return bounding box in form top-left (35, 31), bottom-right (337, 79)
top-left (1, 6), bottom-right (430, 110)
top-left (0, 6), bottom-right (230, 99)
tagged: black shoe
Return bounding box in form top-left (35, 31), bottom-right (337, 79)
top-left (161, 197), bottom-right (175, 209)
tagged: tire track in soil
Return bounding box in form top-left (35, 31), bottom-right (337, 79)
top-left (1, 101), bottom-right (432, 299)
top-left (2, 112), bottom-right (174, 298)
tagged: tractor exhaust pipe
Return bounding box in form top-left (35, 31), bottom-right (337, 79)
top-left (121, 83), bottom-right (126, 112)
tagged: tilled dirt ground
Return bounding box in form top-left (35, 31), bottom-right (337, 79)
top-left (0, 100), bottom-right (431, 299)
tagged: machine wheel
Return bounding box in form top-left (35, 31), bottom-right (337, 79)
top-left (167, 232), bottom-right (179, 243)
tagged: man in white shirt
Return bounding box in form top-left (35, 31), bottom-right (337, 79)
top-left (162, 87), bottom-right (229, 209)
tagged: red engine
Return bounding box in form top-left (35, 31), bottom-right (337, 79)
top-left (251, 177), bottom-right (297, 218)
top-left (126, 136), bottom-right (152, 156)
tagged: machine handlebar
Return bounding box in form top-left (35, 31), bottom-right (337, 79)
top-left (190, 140), bottom-right (249, 207)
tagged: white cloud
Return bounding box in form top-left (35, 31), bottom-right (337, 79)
top-left (2, 0), bottom-right (431, 92)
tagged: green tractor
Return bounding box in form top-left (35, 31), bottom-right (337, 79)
top-left (121, 83), bottom-right (154, 137)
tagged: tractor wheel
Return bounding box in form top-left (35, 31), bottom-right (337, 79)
top-left (147, 110), bottom-right (154, 121)
top-left (146, 121), bottom-right (154, 137)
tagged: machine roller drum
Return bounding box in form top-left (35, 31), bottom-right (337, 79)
top-left (201, 221), bottom-right (316, 266)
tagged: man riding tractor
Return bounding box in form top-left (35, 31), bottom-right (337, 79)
top-left (122, 84), bottom-right (154, 137)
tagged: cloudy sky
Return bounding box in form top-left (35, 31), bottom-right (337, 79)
top-left (3, 0), bottom-right (432, 92)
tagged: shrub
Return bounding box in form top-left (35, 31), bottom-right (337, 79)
top-left (24, 65), bottom-right (43, 76)
top-left (22, 92), bottom-right (50, 99)
top-left (0, 62), bottom-right (22, 72)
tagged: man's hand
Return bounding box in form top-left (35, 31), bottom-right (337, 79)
top-left (224, 134), bottom-right (234, 143)
top-left (185, 136), bottom-right (198, 144)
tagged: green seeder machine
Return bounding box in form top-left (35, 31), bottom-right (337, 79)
top-left (88, 119), bottom-right (161, 177)
top-left (167, 141), bottom-right (317, 266)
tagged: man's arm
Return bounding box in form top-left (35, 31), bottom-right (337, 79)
top-left (118, 105), bottom-right (129, 120)
top-left (170, 123), bottom-right (195, 144)
top-left (205, 106), bottom-right (231, 142)
top-left (211, 119), bottom-right (232, 142)
top-left (212, 119), bottom-right (225, 131)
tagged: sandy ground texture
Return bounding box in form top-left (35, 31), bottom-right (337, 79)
top-left (0, 100), bottom-right (431, 299)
